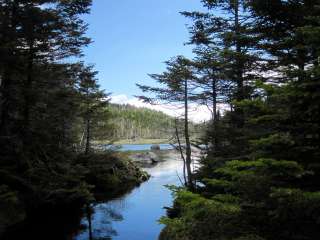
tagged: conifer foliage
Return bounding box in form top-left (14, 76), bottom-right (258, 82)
top-left (0, 0), bottom-right (120, 232)
top-left (160, 1), bottom-right (320, 239)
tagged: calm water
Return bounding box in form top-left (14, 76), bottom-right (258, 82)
top-left (107, 144), bottom-right (174, 152)
top-left (75, 151), bottom-right (183, 240)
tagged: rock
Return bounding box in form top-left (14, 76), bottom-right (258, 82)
top-left (148, 152), bottom-right (159, 163)
top-left (139, 172), bottom-right (150, 182)
top-left (151, 144), bottom-right (160, 151)
top-left (128, 151), bottom-right (161, 167)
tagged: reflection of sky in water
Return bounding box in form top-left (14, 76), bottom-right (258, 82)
top-left (108, 144), bottom-right (174, 152)
top-left (75, 152), bottom-right (183, 240)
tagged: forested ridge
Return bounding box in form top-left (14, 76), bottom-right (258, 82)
top-left (108, 104), bottom-right (175, 140)
top-left (108, 104), bottom-right (203, 141)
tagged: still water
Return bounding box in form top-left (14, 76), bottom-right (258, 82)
top-left (108, 144), bottom-right (174, 152)
top-left (75, 150), bottom-right (183, 240)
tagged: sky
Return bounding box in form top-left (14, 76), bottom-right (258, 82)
top-left (82, 0), bottom-right (204, 96)
top-left (82, 0), bottom-right (212, 122)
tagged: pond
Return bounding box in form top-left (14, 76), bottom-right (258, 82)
top-left (106, 143), bottom-right (174, 152)
top-left (74, 150), bottom-right (183, 240)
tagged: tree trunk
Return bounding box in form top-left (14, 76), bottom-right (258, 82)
top-left (234, 0), bottom-right (245, 128)
top-left (0, 69), bottom-right (12, 136)
top-left (211, 76), bottom-right (219, 153)
top-left (85, 118), bottom-right (91, 155)
top-left (0, 0), bottom-right (18, 136)
top-left (234, 0), bottom-right (243, 101)
top-left (23, 42), bottom-right (34, 138)
top-left (175, 118), bottom-right (187, 186)
top-left (184, 79), bottom-right (193, 189)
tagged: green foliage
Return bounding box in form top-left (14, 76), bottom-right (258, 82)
top-left (159, 190), bottom-right (249, 240)
top-left (160, 1), bottom-right (320, 240)
top-left (0, 1), bottom-right (149, 234)
top-left (108, 104), bottom-right (175, 140)
top-left (77, 64), bottom-right (110, 153)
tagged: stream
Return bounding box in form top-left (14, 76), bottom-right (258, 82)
top-left (74, 144), bottom-right (183, 240)
top-left (1, 145), bottom-right (184, 240)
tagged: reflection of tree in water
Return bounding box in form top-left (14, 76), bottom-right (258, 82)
top-left (83, 199), bottom-right (127, 240)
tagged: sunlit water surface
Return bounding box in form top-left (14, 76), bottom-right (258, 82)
top-left (75, 151), bottom-right (183, 240)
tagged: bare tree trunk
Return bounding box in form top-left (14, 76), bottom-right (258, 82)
top-left (211, 77), bottom-right (219, 152)
top-left (174, 118), bottom-right (187, 186)
top-left (234, 0), bottom-right (243, 102)
top-left (184, 79), bottom-right (193, 189)
top-left (80, 128), bottom-right (85, 149)
top-left (234, 0), bottom-right (245, 129)
top-left (85, 118), bottom-right (91, 155)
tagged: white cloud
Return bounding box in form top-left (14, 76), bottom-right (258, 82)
top-left (110, 94), bottom-right (215, 123)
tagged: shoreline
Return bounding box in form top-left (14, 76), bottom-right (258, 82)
top-left (95, 139), bottom-right (171, 145)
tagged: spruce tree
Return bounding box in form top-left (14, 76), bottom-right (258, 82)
top-left (0, 0), bottom-right (92, 168)
top-left (182, 0), bottom-right (262, 161)
top-left (77, 64), bottom-right (109, 155)
top-left (138, 56), bottom-right (196, 188)
top-left (161, 1), bottom-right (320, 240)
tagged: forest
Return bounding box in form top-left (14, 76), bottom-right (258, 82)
top-left (108, 104), bottom-right (203, 142)
top-left (0, 1), bottom-right (148, 237)
top-left (1, 0), bottom-right (320, 240)
top-left (144, 1), bottom-right (320, 240)
top-left (108, 104), bottom-right (175, 141)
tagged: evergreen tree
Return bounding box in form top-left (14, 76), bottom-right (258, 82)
top-left (182, 0), bottom-right (262, 161)
top-left (161, 1), bottom-right (320, 240)
top-left (77, 64), bottom-right (109, 155)
top-left (138, 56), bottom-right (196, 188)
top-left (0, 0), bottom-right (92, 169)
top-left (192, 46), bottom-right (229, 155)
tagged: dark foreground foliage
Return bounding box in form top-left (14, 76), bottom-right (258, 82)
top-left (0, 1), bottom-right (149, 237)
top-left (0, 152), bottom-right (149, 237)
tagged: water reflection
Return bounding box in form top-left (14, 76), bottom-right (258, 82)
top-left (1, 149), bottom-right (193, 240)
top-left (75, 151), bottom-right (183, 240)
top-left (78, 200), bottom-right (128, 240)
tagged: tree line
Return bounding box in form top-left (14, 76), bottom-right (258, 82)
top-left (138, 1), bottom-right (320, 239)
top-left (107, 103), bottom-right (203, 142)
top-left (108, 104), bottom-right (175, 140)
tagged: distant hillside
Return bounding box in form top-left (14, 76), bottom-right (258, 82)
top-left (108, 104), bottom-right (175, 141)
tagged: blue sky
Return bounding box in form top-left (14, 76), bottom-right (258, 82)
top-left (82, 0), bottom-right (204, 97)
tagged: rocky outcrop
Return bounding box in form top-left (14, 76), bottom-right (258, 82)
top-left (129, 151), bottom-right (161, 167)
